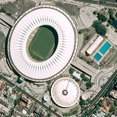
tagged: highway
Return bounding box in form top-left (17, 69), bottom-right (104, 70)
top-left (81, 69), bottom-right (117, 117)
top-left (0, 75), bottom-right (62, 117)
top-left (75, 0), bottom-right (117, 8)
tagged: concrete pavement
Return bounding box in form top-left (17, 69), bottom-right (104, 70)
top-left (72, 57), bottom-right (97, 77)
top-left (0, 13), bottom-right (15, 26)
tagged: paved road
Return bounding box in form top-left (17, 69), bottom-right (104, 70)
top-left (0, 75), bottom-right (62, 117)
top-left (75, 0), bottom-right (117, 8)
top-left (81, 69), bottom-right (117, 116)
top-left (0, 13), bottom-right (15, 26)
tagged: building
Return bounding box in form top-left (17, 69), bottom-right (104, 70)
top-left (110, 90), bottom-right (117, 99)
top-left (81, 34), bottom-right (112, 64)
top-left (72, 71), bottom-right (82, 81)
top-left (0, 81), bottom-right (5, 90)
top-left (7, 5), bottom-right (78, 82)
top-left (102, 100), bottom-right (111, 112)
top-left (86, 36), bottom-right (104, 55)
top-left (51, 77), bottom-right (80, 107)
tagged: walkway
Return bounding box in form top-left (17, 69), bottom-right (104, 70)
top-left (72, 57), bottom-right (97, 77)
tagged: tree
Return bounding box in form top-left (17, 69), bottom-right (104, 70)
top-left (14, 98), bottom-right (20, 106)
top-left (115, 12), bottom-right (117, 18)
top-left (114, 99), bottom-right (117, 106)
top-left (97, 13), bottom-right (107, 22)
top-left (92, 20), bottom-right (101, 28)
top-left (92, 20), bottom-right (107, 36)
top-left (86, 81), bottom-right (93, 89)
top-left (109, 104), bottom-right (116, 113)
top-left (104, 113), bottom-right (111, 117)
top-left (69, 68), bottom-right (74, 74)
top-left (93, 10), bottom-right (97, 15)
top-left (108, 8), bottom-right (115, 16)
top-left (95, 24), bottom-right (107, 36)
top-left (82, 76), bottom-right (90, 82)
top-left (80, 73), bottom-right (85, 78)
top-left (79, 98), bottom-right (88, 106)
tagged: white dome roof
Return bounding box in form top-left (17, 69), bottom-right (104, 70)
top-left (51, 77), bottom-right (80, 107)
top-left (7, 6), bottom-right (77, 81)
top-left (82, 93), bottom-right (89, 100)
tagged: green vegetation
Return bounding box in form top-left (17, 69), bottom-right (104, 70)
top-left (81, 73), bottom-right (90, 82)
top-left (108, 8), bottom-right (115, 17)
top-left (62, 106), bottom-right (79, 116)
top-left (92, 20), bottom-right (107, 36)
top-left (93, 10), bottom-right (97, 15)
top-left (29, 26), bottom-right (58, 61)
top-left (109, 104), bottom-right (116, 113)
top-left (104, 114), bottom-right (111, 117)
top-left (97, 13), bottom-right (108, 22)
top-left (107, 8), bottom-right (117, 30)
top-left (78, 28), bottom-right (89, 34)
top-left (80, 73), bottom-right (93, 89)
top-left (115, 12), bottom-right (117, 18)
top-left (114, 99), bottom-right (117, 106)
top-left (14, 98), bottom-right (20, 106)
top-left (86, 81), bottom-right (94, 89)
top-left (69, 67), bottom-right (75, 74)
top-left (16, 78), bottom-right (23, 84)
top-left (79, 98), bottom-right (88, 107)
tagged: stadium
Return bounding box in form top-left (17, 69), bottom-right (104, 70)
top-left (51, 77), bottom-right (80, 107)
top-left (7, 5), bottom-right (78, 81)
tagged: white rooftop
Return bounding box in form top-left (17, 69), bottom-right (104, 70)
top-left (86, 36), bottom-right (104, 55)
top-left (51, 77), bottom-right (80, 107)
top-left (72, 71), bottom-right (82, 81)
top-left (8, 6), bottom-right (77, 81)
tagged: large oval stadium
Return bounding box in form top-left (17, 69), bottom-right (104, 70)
top-left (7, 5), bottom-right (78, 81)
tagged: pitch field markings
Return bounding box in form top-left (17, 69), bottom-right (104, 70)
top-left (28, 26), bottom-right (58, 61)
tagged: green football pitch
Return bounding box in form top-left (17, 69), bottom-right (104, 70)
top-left (28, 26), bottom-right (58, 61)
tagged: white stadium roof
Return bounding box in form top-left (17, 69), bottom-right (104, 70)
top-left (51, 77), bottom-right (80, 107)
top-left (7, 6), bottom-right (77, 81)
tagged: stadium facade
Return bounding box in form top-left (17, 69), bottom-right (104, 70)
top-left (7, 5), bottom-right (78, 82)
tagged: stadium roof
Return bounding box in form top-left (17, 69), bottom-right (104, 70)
top-left (7, 6), bottom-right (78, 81)
top-left (51, 77), bottom-right (80, 107)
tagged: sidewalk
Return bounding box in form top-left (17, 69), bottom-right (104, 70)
top-left (72, 57), bottom-right (97, 77)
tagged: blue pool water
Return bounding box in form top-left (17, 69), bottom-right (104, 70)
top-left (100, 42), bottom-right (111, 54)
top-left (94, 53), bottom-right (102, 61)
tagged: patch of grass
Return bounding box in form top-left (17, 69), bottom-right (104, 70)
top-left (28, 26), bottom-right (58, 61)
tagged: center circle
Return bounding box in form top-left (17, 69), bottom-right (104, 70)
top-left (62, 90), bottom-right (68, 96)
top-left (28, 25), bottom-right (58, 61)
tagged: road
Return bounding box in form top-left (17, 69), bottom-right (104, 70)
top-left (75, 0), bottom-right (117, 8)
top-left (0, 75), bottom-right (62, 117)
top-left (81, 69), bottom-right (117, 116)
top-left (0, 13), bottom-right (15, 26)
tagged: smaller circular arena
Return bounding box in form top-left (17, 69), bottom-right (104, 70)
top-left (51, 77), bottom-right (80, 107)
top-left (7, 5), bottom-right (78, 81)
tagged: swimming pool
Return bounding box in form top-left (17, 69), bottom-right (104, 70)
top-left (100, 42), bottom-right (111, 54)
top-left (94, 53), bottom-right (102, 61)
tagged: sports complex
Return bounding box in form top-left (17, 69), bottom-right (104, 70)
top-left (7, 5), bottom-right (78, 81)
